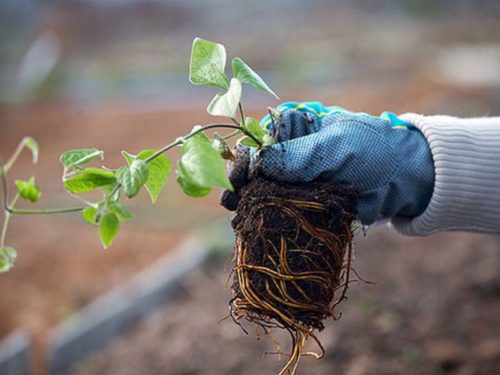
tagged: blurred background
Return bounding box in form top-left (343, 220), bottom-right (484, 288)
top-left (1, 0), bottom-right (500, 374)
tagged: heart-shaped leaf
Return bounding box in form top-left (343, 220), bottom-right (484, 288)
top-left (176, 162), bottom-right (211, 198)
top-left (99, 212), bottom-right (119, 248)
top-left (116, 159), bottom-right (149, 199)
top-left (82, 206), bottom-right (98, 225)
top-left (136, 150), bottom-right (171, 204)
top-left (207, 78), bottom-right (242, 118)
top-left (189, 37), bottom-right (229, 89)
top-left (177, 132), bottom-right (232, 196)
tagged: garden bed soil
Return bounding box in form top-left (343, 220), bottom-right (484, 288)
top-left (0, 105), bottom-right (223, 373)
top-left (71, 227), bottom-right (500, 375)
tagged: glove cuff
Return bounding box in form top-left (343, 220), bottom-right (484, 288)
top-left (392, 113), bottom-right (500, 236)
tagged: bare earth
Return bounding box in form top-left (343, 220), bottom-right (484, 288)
top-left (71, 227), bottom-right (500, 375)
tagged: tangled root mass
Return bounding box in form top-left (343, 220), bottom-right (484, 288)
top-left (230, 177), bottom-right (358, 374)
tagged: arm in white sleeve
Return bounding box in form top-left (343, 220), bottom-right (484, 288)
top-left (391, 113), bottom-right (500, 236)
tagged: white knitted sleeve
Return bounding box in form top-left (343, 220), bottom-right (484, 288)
top-left (390, 113), bottom-right (500, 236)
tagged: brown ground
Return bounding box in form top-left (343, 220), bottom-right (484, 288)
top-left (71, 228), bottom-right (500, 375)
top-left (0, 106), bottom-right (226, 372)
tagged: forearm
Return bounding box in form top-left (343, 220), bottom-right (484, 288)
top-left (392, 114), bottom-right (500, 236)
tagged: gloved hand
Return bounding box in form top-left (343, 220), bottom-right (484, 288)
top-left (221, 102), bottom-right (435, 225)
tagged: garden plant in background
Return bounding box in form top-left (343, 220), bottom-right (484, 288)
top-left (0, 37), bottom-right (359, 375)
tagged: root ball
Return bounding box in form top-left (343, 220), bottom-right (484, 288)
top-left (230, 177), bottom-right (358, 374)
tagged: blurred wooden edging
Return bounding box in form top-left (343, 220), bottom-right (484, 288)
top-left (0, 331), bottom-right (31, 375)
top-left (48, 237), bottom-right (210, 375)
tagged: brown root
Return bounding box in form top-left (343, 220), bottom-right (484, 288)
top-left (229, 177), bottom-right (358, 374)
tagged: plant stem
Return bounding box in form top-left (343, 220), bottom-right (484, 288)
top-left (3, 142), bottom-right (25, 174)
top-left (238, 102), bottom-right (246, 127)
top-left (6, 207), bottom-right (84, 215)
top-left (1, 163), bottom-right (84, 217)
top-left (144, 123), bottom-right (261, 164)
top-left (1, 122), bottom-right (261, 219)
top-left (1, 194), bottom-right (19, 248)
top-left (223, 129), bottom-right (242, 141)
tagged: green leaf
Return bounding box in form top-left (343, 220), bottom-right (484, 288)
top-left (239, 136), bottom-right (260, 148)
top-left (177, 133), bottom-right (232, 195)
top-left (99, 212), bottom-right (119, 249)
top-left (245, 117), bottom-right (266, 139)
top-left (15, 177), bottom-right (41, 203)
top-left (241, 117), bottom-right (275, 147)
top-left (60, 149), bottom-right (104, 168)
top-left (0, 258), bottom-right (11, 273)
top-left (207, 78), bottom-right (242, 118)
top-left (189, 37), bottom-right (229, 89)
top-left (22, 137), bottom-right (39, 164)
top-left (116, 159), bottom-right (149, 199)
top-left (131, 150), bottom-right (171, 204)
top-left (176, 162), bottom-right (211, 197)
top-left (64, 168), bottom-right (116, 194)
top-left (232, 57), bottom-right (279, 99)
top-left (107, 200), bottom-right (133, 221)
top-left (1, 247), bottom-right (17, 261)
top-left (0, 247), bottom-right (16, 273)
top-left (82, 206), bottom-right (98, 225)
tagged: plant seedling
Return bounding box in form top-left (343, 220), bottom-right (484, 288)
top-left (0, 37), bottom-right (276, 266)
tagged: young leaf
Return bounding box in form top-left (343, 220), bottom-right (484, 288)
top-left (82, 206), bottom-right (98, 225)
top-left (232, 57), bottom-right (279, 99)
top-left (239, 136), bottom-right (260, 148)
top-left (241, 117), bottom-right (275, 147)
top-left (60, 149), bottom-right (104, 168)
top-left (64, 168), bottom-right (116, 194)
top-left (99, 212), bottom-right (119, 248)
top-left (0, 247), bottom-right (17, 273)
top-left (15, 177), bottom-right (41, 203)
top-left (189, 37), bottom-right (229, 89)
top-left (207, 78), bottom-right (242, 118)
top-left (107, 200), bottom-right (133, 221)
top-left (116, 159), bottom-right (149, 199)
top-left (245, 117), bottom-right (266, 140)
top-left (132, 150), bottom-right (171, 204)
top-left (176, 162), bottom-right (211, 198)
top-left (1, 246), bottom-right (17, 261)
top-left (0, 258), bottom-right (10, 273)
top-left (21, 137), bottom-right (39, 164)
top-left (177, 133), bottom-right (232, 194)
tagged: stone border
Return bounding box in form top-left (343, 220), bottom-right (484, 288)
top-left (48, 238), bottom-right (210, 375)
top-left (0, 331), bottom-right (31, 375)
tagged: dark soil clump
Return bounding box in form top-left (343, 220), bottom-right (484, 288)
top-left (230, 177), bottom-right (358, 374)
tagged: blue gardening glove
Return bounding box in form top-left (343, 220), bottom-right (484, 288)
top-left (254, 102), bottom-right (434, 224)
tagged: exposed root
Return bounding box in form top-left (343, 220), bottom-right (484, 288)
top-left (229, 177), bottom-right (358, 374)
